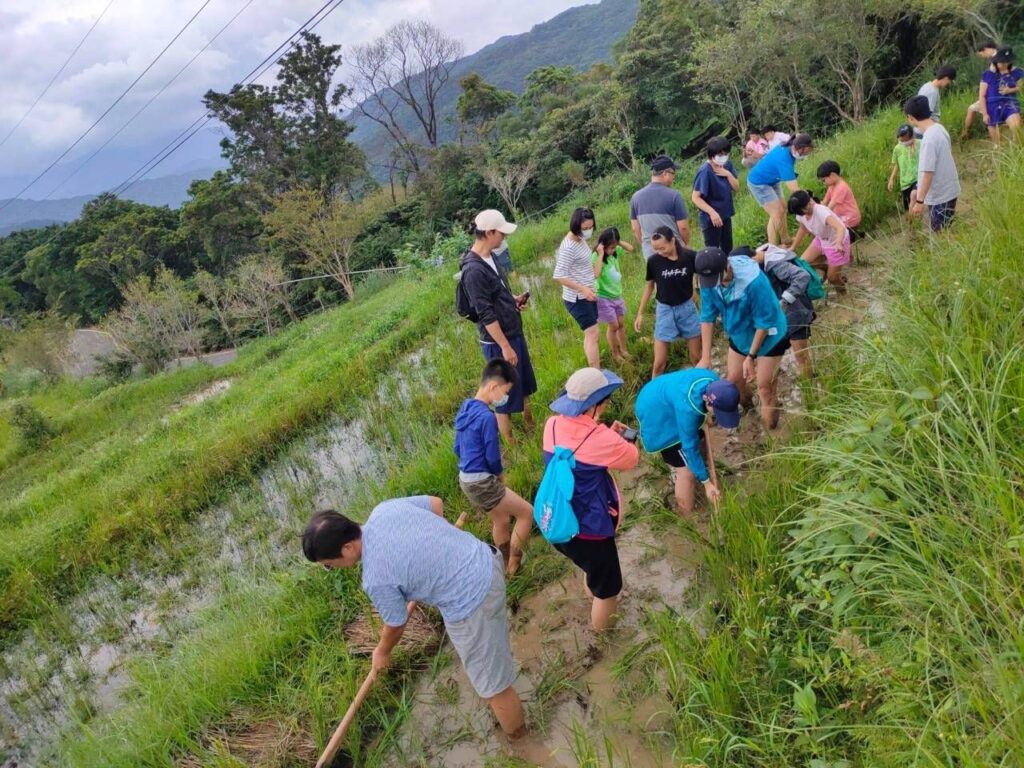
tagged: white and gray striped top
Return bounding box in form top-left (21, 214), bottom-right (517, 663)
top-left (553, 234), bottom-right (596, 302)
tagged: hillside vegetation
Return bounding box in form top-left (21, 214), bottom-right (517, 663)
top-left (3, 82), bottom-right (1021, 765)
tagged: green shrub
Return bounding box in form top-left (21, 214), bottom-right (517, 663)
top-left (9, 403), bottom-right (54, 449)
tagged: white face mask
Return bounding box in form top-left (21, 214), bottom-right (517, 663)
top-left (713, 154), bottom-right (729, 166)
top-left (794, 152), bottom-right (808, 162)
top-left (899, 139), bottom-right (913, 147)
top-left (581, 228), bottom-right (594, 240)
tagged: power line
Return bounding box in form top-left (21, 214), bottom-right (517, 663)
top-left (42, 0), bottom-right (257, 202)
top-left (0, 0), bottom-right (215, 213)
top-left (0, 0), bottom-right (117, 151)
top-left (110, 0), bottom-right (346, 198)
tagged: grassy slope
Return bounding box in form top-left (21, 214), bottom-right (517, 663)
top-left (646, 105), bottom-right (1024, 765)
top-left (6, 93), bottom-right (1019, 766)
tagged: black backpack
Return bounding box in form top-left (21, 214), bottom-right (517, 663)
top-left (455, 260), bottom-right (480, 323)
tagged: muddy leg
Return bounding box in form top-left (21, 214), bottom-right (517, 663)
top-left (591, 596), bottom-right (618, 631)
top-left (674, 464), bottom-right (697, 515)
top-left (488, 686), bottom-right (526, 737)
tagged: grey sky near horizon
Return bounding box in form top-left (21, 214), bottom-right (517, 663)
top-left (0, 0), bottom-right (588, 192)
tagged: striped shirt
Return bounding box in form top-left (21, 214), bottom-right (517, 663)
top-left (553, 234), bottom-right (596, 302)
top-left (361, 496), bottom-right (494, 626)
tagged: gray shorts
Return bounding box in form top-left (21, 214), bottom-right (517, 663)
top-left (444, 550), bottom-right (516, 699)
top-left (459, 475), bottom-right (507, 513)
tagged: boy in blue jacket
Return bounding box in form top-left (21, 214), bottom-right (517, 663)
top-left (635, 368), bottom-right (740, 515)
top-left (695, 246), bottom-right (789, 430)
top-left (454, 359), bottom-right (533, 574)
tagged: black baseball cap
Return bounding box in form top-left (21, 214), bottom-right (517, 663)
top-left (651, 155), bottom-right (680, 173)
top-left (993, 47), bottom-right (1014, 65)
top-left (695, 247), bottom-right (728, 288)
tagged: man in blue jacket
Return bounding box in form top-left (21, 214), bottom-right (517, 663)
top-left (635, 369), bottom-right (740, 515)
top-left (696, 246), bottom-right (789, 430)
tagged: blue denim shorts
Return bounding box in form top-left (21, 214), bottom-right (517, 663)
top-left (565, 298), bottom-right (599, 331)
top-left (748, 180), bottom-right (783, 206)
top-left (654, 299), bottom-right (700, 342)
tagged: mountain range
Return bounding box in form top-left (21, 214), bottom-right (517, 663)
top-left (349, 0), bottom-right (639, 176)
top-left (0, 0), bottom-right (638, 235)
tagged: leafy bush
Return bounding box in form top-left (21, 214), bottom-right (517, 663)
top-left (9, 403), bottom-right (54, 449)
top-left (95, 352), bottom-right (135, 384)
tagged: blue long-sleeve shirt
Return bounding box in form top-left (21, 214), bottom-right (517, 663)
top-left (700, 255), bottom-right (788, 356)
top-left (635, 368), bottom-right (720, 482)
top-left (453, 398), bottom-right (503, 476)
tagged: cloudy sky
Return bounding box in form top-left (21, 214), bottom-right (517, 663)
top-left (0, 0), bottom-right (588, 197)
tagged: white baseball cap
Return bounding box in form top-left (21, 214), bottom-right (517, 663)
top-left (474, 209), bottom-right (517, 235)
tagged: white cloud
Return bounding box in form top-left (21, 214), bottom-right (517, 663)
top-left (0, 0), bottom-right (589, 192)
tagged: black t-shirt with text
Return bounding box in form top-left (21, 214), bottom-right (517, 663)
top-left (645, 248), bottom-right (697, 306)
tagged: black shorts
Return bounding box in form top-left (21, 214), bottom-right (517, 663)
top-left (553, 536), bottom-right (622, 599)
top-left (788, 323), bottom-right (811, 341)
top-left (729, 336), bottom-right (791, 358)
top-left (660, 434), bottom-right (706, 469)
top-left (565, 298), bottom-right (599, 331)
top-left (900, 182), bottom-right (917, 212)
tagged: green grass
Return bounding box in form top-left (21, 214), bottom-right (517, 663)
top-left (4, 88), bottom-right (1015, 767)
top-left (639, 104), bottom-right (1024, 765)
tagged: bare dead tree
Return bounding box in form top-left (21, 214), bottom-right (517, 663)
top-left (482, 160), bottom-right (536, 219)
top-left (351, 20), bottom-right (464, 172)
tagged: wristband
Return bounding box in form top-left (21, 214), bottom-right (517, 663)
top-left (747, 352), bottom-right (757, 359)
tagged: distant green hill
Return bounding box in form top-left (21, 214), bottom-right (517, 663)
top-left (349, 0), bottom-right (640, 177)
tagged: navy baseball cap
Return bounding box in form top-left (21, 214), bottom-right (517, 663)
top-left (695, 247), bottom-right (728, 289)
top-left (705, 379), bottom-right (741, 429)
top-left (651, 155), bottom-right (680, 173)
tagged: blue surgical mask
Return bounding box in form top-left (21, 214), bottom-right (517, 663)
top-left (494, 393), bottom-right (510, 408)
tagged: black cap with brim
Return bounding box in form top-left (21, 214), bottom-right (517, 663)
top-left (651, 155), bottom-right (680, 172)
top-left (695, 247), bottom-right (728, 288)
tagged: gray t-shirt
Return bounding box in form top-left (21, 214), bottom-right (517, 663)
top-left (630, 182), bottom-right (688, 257)
top-left (918, 123), bottom-right (960, 206)
top-left (918, 81), bottom-right (941, 120)
top-left (361, 496), bottom-right (494, 625)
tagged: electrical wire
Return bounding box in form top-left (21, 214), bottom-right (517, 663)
top-left (110, 0), bottom-right (346, 197)
top-left (0, 0), bottom-right (117, 150)
top-left (0, 0), bottom-right (215, 213)
top-left (41, 0), bottom-right (257, 202)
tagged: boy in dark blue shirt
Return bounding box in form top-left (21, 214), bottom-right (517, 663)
top-left (454, 359), bottom-right (534, 574)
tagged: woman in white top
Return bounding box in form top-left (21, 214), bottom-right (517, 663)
top-left (787, 190), bottom-right (850, 293)
top-left (553, 207), bottom-right (601, 367)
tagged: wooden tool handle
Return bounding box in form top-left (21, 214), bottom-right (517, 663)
top-left (704, 424), bottom-right (720, 510)
top-left (315, 668), bottom-right (378, 768)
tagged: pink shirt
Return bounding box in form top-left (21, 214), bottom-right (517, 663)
top-left (797, 202), bottom-right (846, 247)
top-left (822, 180), bottom-right (861, 228)
top-left (744, 138), bottom-right (769, 158)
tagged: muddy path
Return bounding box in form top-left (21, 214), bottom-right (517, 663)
top-left (374, 231), bottom-right (898, 768)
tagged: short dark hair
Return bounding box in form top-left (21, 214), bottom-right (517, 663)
top-left (788, 133), bottom-right (814, 150)
top-left (705, 136), bottom-right (731, 157)
top-left (302, 510), bottom-right (361, 562)
top-left (787, 189), bottom-right (813, 216)
top-left (762, 124), bottom-right (777, 133)
top-left (978, 40), bottom-right (998, 52)
top-left (481, 358), bottom-right (517, 386)
top-left (569, 207), bottom-right (595, 237)
top-left (816, 160), bottom-right (841, 179)
top-left (935, 64), bottom-right (957, 81)
top-left (904, 94), bottom-right (932, 121)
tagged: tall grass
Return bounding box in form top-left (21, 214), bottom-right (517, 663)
top-left (645, 114), bottom-right (1024, 764)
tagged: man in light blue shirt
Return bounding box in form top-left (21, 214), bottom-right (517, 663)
top-left (302, 495), bottom-right (525, 737)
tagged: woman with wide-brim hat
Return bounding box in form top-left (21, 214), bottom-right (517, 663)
top-left (542, 368), bottom-right (639, 630)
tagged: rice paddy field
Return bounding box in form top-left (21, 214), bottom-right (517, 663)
top-left (1, 94), bottom-right (1022, 767)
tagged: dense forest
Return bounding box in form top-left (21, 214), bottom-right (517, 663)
top-left (1, 0), bottom-right (1020, 377)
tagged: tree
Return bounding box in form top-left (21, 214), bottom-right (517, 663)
top-left (203, 32), bottom-right (367, 198)
top-left (457, 73), bottom-right (516, 143)
top-left (105, 270), bottom-right (206, 374)
top-left (227, 256), bottom-right (295, 335)
top-left (351, 20), bottom-right (464, 173)
top-left (180, 172), bottom-right (262, 276)
top-left (262, 188), bottom-right (378, 301)
top-left (482, 157), bottom-right (536, 219)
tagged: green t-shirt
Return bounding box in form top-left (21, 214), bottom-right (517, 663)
top-left (591, 247), bottom-right (624, 299)
top-left (891, 143), bottom-right (919, 191)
